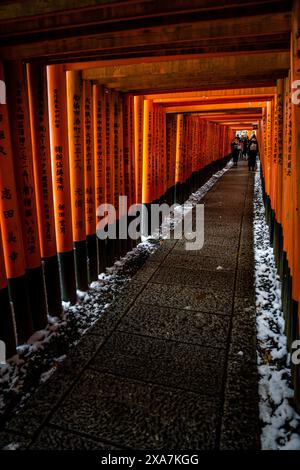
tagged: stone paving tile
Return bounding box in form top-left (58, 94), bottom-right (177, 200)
top-left (201, 235), bottom-right (240, 247)
top-left (118, 302), bottom-right (230, 348)
top-left (30, 426), bottom-right (120, 450)
top-left (131, 260), bottom-right (160, 283)
top-left (220, 356), bottom-right (260, 450)
top-left (49, 370), bottom-right (219, 450)
top-left (162, 252), bottom-right (237, 272)
top-left (136, 282), bottom-right (233, 314)
top-left (88, 281), bottom-right (145, 336)
top-left (203, 212), bottom-right (242, 222)
top-left (237, 252), bottom-right (255, 271)
top-left (235, 269), bottom-right (255, 295)
top-left (90, 331), bottom-right (226, 394)
top-left (5, 333), bottom-right (105, 437)
top-left (204, 226), bottom-right (241, 239)
top-left (153, 266), bottom-right (235, 291)
top-left (147, 240), bottom-right (177, 263)
top-left (228, 313), bottom-right (257, 363)
top-left (171, 241), bottom-right (238, 258)
top-left (234, 293), bottom-right (256, 315)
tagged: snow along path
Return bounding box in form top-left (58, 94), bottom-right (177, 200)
top-left (0, 160), bottom-right (232, 428)
top-left (254, 164), bottom-right (300, 450)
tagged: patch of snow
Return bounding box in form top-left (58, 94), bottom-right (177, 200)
top-left (148, 159), bottom-right (233, 241)
top-left (2, 442), bottom-right (21, 450)
top-left (253, 163), bottom-right (300, 450)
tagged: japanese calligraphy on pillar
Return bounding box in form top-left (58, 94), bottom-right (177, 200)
top-left (286, 76), bottom-right (292, 177)
top-left (123, 94), bottom-right (130, 200)
top-left (93, 84), bottom-right (106, 212)
top-left (113, 92), bottom-right (120, 210)
top-left (118, 94), bottom-right (124, 202)
top-left (175, 114), bottom-right (184, 184)
top-left (134, 95), bottom-right (143, 204)
top-left (160, 108), bottom-right (166, 195)
top-left (83, 81), bottom-right (96, 236)
top-left (0, 63), bottom-right (25, 279)
top-left (7, 61), bottom-right (41, 270)
top-left (27, 63), bottom-right (57, 259)
top-left (276, 80), bottom-right (284, 166)
top-left (66, 70), bottom-right (86, 242)
top-left (142, 99), bottom-right (153, 204)
top-left (166, 115), bottom-right (172, 190)
top-left (128, 95), bottom-right (135, 207)
top-left (105, 89), bottom-right (114, 206)
top-left (47, 65), bottom-right (73, 253)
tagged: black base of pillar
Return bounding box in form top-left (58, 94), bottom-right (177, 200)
top-left (174, 182), bottom-right (184, 205)
top-left (74, 240), bottom-right (88, 292)
top-left (106, 237), bottom-right (116, 267)
top-left (26, 265), bottom-right (48, 331)
top-left (87, 234), bottom-right (98, 283)
top-left (269, 209), bottom-right (275, 246)
top-left (8, 274), bottom-right (33, 344)
top-left (165, 186), bottom-right (175, 205)
top-left (141, 202), bottom-right (152, 237)
top-left (58, 251), bottom-right (77, 304)
top-left (0, 286), bottom-right (16, 359)
top-left (97, 238), bottom-right (106, 275)
top-left (43, 255), bottom-right (62, 317)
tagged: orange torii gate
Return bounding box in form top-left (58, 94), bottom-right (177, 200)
top-left (0, 60), bottom-right (250, 356)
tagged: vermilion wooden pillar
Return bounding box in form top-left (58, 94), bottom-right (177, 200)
top-left (0, 62), bottom-right (33, 343)
top-left (166, 114), bottom-right (174, 204)
top-left (175, 114), bottom-right (184, 204)
top-left (123, 94), bottom-right (132, 209)
top-left (83, 80), bottom-right (97, 283)
top-left (6, 61), bottom-right (48, 331)
top-left (93, 84), bottom-right (106, 274)
top-left (27, 63), bottom-right (62, 317)
top-left (142, 99), bottom-right (154, 206)
top-left (123, 93), bottom-right (137, 249)
top-left (134, 95), bottom-right (143, 204)
top-left (47, 65), bottom-right (76, 304)
top-left (105, 88), bottom-right (116, 265)
top-left (116, 93), bottom-right (127, 255)
top-left (66, 70), bottom-right (88, 292)
top-left (128, 95), bottom-right (136, 209)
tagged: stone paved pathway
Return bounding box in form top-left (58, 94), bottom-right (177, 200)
top-left (0, 162), bottom-right (260, 450)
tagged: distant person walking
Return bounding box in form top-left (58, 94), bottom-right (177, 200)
top-left (248, 137), bottom-right (258, 171)
top-left (231, 138), bottom-right (240, 167)
top-left (242, 135), bottom-right (249, 158)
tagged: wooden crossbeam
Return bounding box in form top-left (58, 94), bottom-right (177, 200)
top-left (147, 87), bottom-right (276, 100)
top-left (78, 52), bottom-right (289, 92)
top-left (0, 5), bottom-right (291, 62)
top-left (164, 102), bottom-right (268, 113)
top-left (83, 52), bottom-right (289, 81)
